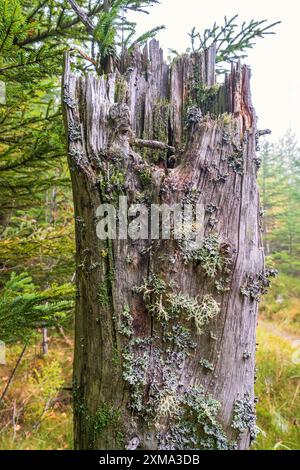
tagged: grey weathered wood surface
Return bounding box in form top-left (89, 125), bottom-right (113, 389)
top-left (62, 40), bottom-right (264, 450)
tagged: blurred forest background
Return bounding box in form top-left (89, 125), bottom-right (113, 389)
top-left (0, 0), bottom-right (299, 450)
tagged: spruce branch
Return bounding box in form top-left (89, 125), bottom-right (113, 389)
top-left (189, 15), bottom-right (281, 72)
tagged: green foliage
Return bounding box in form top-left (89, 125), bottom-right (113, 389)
top-left (0, 0), bottom-right (26, 54)
top-left (254, 324), bottom-right (300, 450)
top-left (0, 339), bottom-right (73, 450)
top-left (0, 272), bottom-right (74, 343)
top-left (188, 15), bottom-right (280, 73)
top-left (259, 132), bottom-right (300, 277)
top-left (93, 0), bottom-right (164, 71)
top-left (259, 272), bottom-right (300, 335)
top-left (0, 1), bottom-right (163, 292)
top-left (29, 360), bottom-right (64, 417)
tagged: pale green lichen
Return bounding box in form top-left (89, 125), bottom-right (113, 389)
top-left (157, 385), bottom-right (236, 450)
top-left (133, 273), bottom-right (169, 321)
top-left (117, 305), bottom-right (133, 337)
top-left (122, 345), bottom-right (149, 412)
top-left (182, 234), bottom-right (230, 279)
top-left (168, 292), bottom-right (220, 334)
top-left (199, 358), bottom-right (214, 371)
top-left (232, 393), bottom-right (259, 441)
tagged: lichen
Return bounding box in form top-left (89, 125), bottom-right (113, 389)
top-left (168, 293), bottom-right (220, 335)
top-left (242, 351), bottom-right (251, 360)
top-left (117, 304), bottom-right (133, 337)
top-left (241, 268), bottom-right (278, 301)
top-left (157, 385), bottom-right (236, 450)
top-left (232, 393), bottom-right (259, 441)
top-left (156, 393), bottom-right (180, 418)
top-left (122, 344), bottom-right (149, 412)
top-left (68, 121), bottom-right (81, 142)
top-left (228, 148), bottom-right (244, 174)
top-left (199, 358), bottom-right (214, 371)
top-left (133, 273), bottom-right (168, 321)
top-left (185, 106), bottom-right (202, 129)
top-left (181, 234), bottom-right (230, 279)
top-left (205, 204), bottom-right (218, 215)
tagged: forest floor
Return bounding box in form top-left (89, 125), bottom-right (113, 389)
top-left (0, 291), bottom-right (299, 449)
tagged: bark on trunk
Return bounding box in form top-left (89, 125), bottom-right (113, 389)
top-left (62, 40), bottom-right (266, 450)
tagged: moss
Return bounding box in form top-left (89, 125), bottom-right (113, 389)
top-left (100, 249), bottom-right (108, 258)
top-left (114, 77), bottom-right (127, 103)
top-left (98, 163), bottom-right (126, 202)
top-left (112, 345), bottom-right (120, 367)
top-left (153, 99), bottom-right (170, 140)
top-left (218, 113), bottom-right (234, 126)
top-left (141, 98), bottom-right (170, 162)
top-left (138, 166), bottom-right (152, 187)
top-left (97, 283), bottom-right (111, 307)
top-left (91, 403), bottom-right (121, 442)
top-left (73, 380), bottom-right (122, 447)
top-left (192, 81), bottom-right (220, 115)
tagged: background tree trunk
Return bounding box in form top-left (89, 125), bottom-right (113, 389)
top-left (62, 40), bottom-right (265, 450)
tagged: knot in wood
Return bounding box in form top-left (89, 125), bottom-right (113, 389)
top-left (109, 103), bottom-right (131, 135)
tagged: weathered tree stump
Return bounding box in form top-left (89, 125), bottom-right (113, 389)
top-left (62, 40), bottom-right (267, 450)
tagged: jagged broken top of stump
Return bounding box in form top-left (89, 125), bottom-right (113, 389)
top-left (63, 39), bottom-right (255, 163)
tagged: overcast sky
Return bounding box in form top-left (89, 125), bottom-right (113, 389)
top-left (133, 0), bottom-right (300, 143)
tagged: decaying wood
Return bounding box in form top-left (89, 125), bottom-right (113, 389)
top-left (131, 138), bottom-right (175, 153)
top-left (62, 40), bottom-right (265, 450)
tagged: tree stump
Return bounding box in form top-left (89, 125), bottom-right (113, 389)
top-left (62, 40), bottom-right (266, 450)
